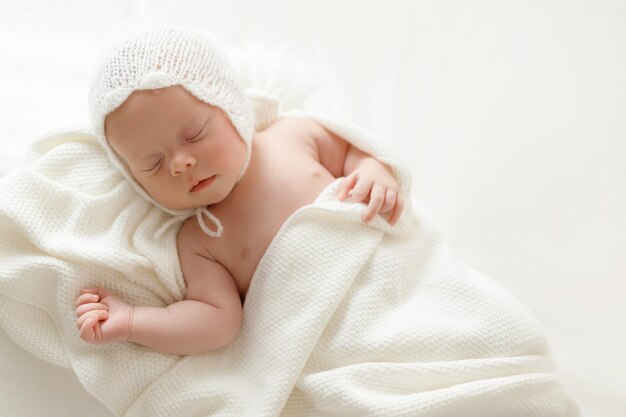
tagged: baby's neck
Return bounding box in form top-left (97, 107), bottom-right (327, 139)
top-left (212, 138), bottom-right (260, 209)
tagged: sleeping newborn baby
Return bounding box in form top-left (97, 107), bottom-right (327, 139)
top-left (75, 27), bottom-right (405, 355)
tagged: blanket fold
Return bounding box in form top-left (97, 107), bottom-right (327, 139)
top-left (0, 118), bottom-right (579, 416)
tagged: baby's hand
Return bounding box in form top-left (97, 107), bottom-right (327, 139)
top-left (75, 287), bottom-right (133, 345)
top-left (337, 159), bottom-right (404, 225)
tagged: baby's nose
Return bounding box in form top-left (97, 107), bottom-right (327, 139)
top-left (171, 156), bottom-right (196, 176)
top-left (172, 163), bottom-right (191, 175)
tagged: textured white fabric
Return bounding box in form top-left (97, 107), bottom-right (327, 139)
top-left (2, 3), bottom-right (625, 415)
top-left (0, 119), bottom-right (579, 416)
top-left (0, 24), bottom-right (579, 417)
top-left (89, 26), bottom-right (256, 238)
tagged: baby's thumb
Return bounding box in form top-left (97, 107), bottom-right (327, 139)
top-left (79, 314), bottom-right (99, 342)
top-left (337, 172), bottom-right (357, 201)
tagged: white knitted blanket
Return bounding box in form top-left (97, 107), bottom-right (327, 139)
top-left (0, 114), bottom-right (579, 416)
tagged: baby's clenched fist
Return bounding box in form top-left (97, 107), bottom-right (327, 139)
top-left (75, 287), bottom-right (134, 345)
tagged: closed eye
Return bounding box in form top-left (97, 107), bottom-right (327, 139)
top-left (186, 117), bottom-right (210, 142)
top-left (142, 159), bottom-right (162, 172)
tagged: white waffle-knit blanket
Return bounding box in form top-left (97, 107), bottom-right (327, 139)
top-left (0, 113), bottom-right (579, 416)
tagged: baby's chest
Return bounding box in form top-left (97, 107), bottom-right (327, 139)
top-left (212, 146), bottom-right (337, 296)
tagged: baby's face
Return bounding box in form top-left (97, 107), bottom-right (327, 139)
top-left (104, 85), bottom-right (247, 211)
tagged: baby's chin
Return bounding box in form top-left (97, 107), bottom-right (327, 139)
top-left (154, 191), bottom-right (231, 212)
top-left (135, 187), bottom-right (202, 212)
top-left (154, 198), bottom-right (208, 212)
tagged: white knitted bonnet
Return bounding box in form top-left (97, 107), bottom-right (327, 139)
top-left (88, 26), bottom-right (255, 238)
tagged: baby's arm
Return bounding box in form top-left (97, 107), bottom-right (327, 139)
top-left (303, 118), bottom-right (405, 224)
top-left (128, 296), bottom-right (241, 356)
top-left (135, 220), bottom-right (242, 355)
top-left (76, 220), bottom-right (242, 356)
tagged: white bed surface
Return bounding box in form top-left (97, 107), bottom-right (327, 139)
top-left (0, 1), bottom-right (624, 416)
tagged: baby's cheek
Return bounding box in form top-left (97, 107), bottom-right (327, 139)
top-left (135, 175), bottom-right (166, 201)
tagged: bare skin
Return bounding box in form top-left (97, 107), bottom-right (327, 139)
top-left (75, 85), bottom-right (404, 355)
top-left (179, 118), bottom-right (338, 298)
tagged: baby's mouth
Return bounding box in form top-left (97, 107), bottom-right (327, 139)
top-left (190, 176), bottom-right (216, 192)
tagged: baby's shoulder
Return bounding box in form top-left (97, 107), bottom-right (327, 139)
top-left (258, 116), bottom-right (324, 146)
top-left (176, 214), bottom-right (217, 261)
top-left (256, 117), bottom-right (334, 165)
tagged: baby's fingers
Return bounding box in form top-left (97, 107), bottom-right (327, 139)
top-left (379, 189), bottom-right (397, 214)
top-left (76, 309), bottom-right (108, 332)
top-left (337, 172), bottom-right (358, 201)
top-left (350, 177), bottom-right (373, 204)
top-left (80, 287), bottom-right (112, 299)
top-left (76, 302), bottom-right (109, 317)
top-left (363, 184), bottom-right (385, 223)
top-left (75, 292), bottom-right (101, 306)
top-left (388, 193), bottom-right (405, 225)
top-left (79, 313), bottom-right (105, 344)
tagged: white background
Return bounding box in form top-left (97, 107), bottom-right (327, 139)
top-left (0, 1), bottom-right (624, 416)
